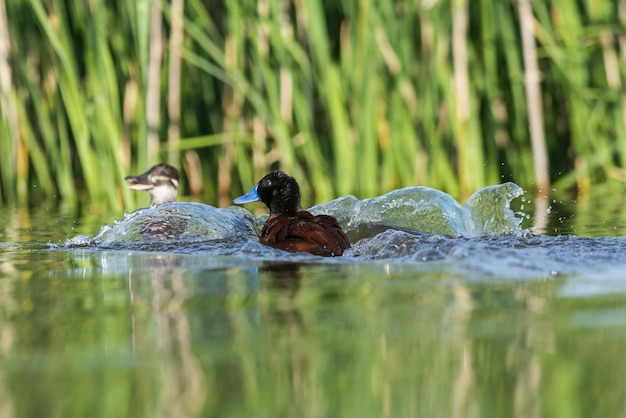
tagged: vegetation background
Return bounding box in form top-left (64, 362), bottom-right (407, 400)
top-left (0, 0), bottom-right (624, 212)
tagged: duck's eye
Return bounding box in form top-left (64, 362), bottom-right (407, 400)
top-left (262, 179), bottom-right (272, 187)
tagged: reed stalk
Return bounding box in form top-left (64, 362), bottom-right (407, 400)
top-left (167, 0), bottom-right (183, 166)
top-left (518, 0), bottom-right (549, 196)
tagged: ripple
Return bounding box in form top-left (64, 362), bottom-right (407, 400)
top-left (54, 183), bottom-right (626, 282)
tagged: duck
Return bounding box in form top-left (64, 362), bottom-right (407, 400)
top-left (234, 170), bottom-right (350, 256)
top-left (125, 163), bottom-right (180, 205)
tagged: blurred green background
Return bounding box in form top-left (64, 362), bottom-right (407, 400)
top-left (0, 0), bottom-right (624, 212)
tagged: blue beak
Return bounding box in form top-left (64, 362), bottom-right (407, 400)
top-left (233, 185), bottom-right (260, 204)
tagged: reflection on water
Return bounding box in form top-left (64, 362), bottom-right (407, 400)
top-left (1, 188), bottom-right (626, 417)
top-left (523, 182), bottom-right (626, 236)
top-left (1, 247), bottom-right (626, 417)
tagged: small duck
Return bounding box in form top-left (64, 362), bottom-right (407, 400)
top-left (234, 170), bottom-right (350, 256)
top-left (125, 163), bottom-right (180, 205)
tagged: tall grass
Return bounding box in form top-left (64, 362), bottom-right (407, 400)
top-left (1, 0), bottom-right (625, 210)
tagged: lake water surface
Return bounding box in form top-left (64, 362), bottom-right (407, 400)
top-left (2, 184), bottom-right (626, 418)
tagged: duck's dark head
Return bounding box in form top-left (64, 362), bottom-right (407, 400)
top-left (125, 163), bottom-right (180, 205)
top-left (234, 170), bottom-right (302, 216)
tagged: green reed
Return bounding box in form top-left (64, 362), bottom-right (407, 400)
top-left (1, 0), bottom-right (625, 210)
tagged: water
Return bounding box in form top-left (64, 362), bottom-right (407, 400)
top-left (3, 184), bottom-right (626, 417)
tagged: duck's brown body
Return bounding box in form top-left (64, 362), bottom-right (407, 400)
top-left (261, 211), bottom-right (350, 256)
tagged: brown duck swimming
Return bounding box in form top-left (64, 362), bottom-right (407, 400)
top-left (125, 163), bottom-right (179, 205)
top-left (234, 171), bottom-right (350, 256)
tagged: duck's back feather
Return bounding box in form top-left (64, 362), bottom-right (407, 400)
top-left (261, 211), bottom-right (350, 256)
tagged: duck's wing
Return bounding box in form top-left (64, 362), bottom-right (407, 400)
top-left (261, 213), bottom-right (350, 256)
